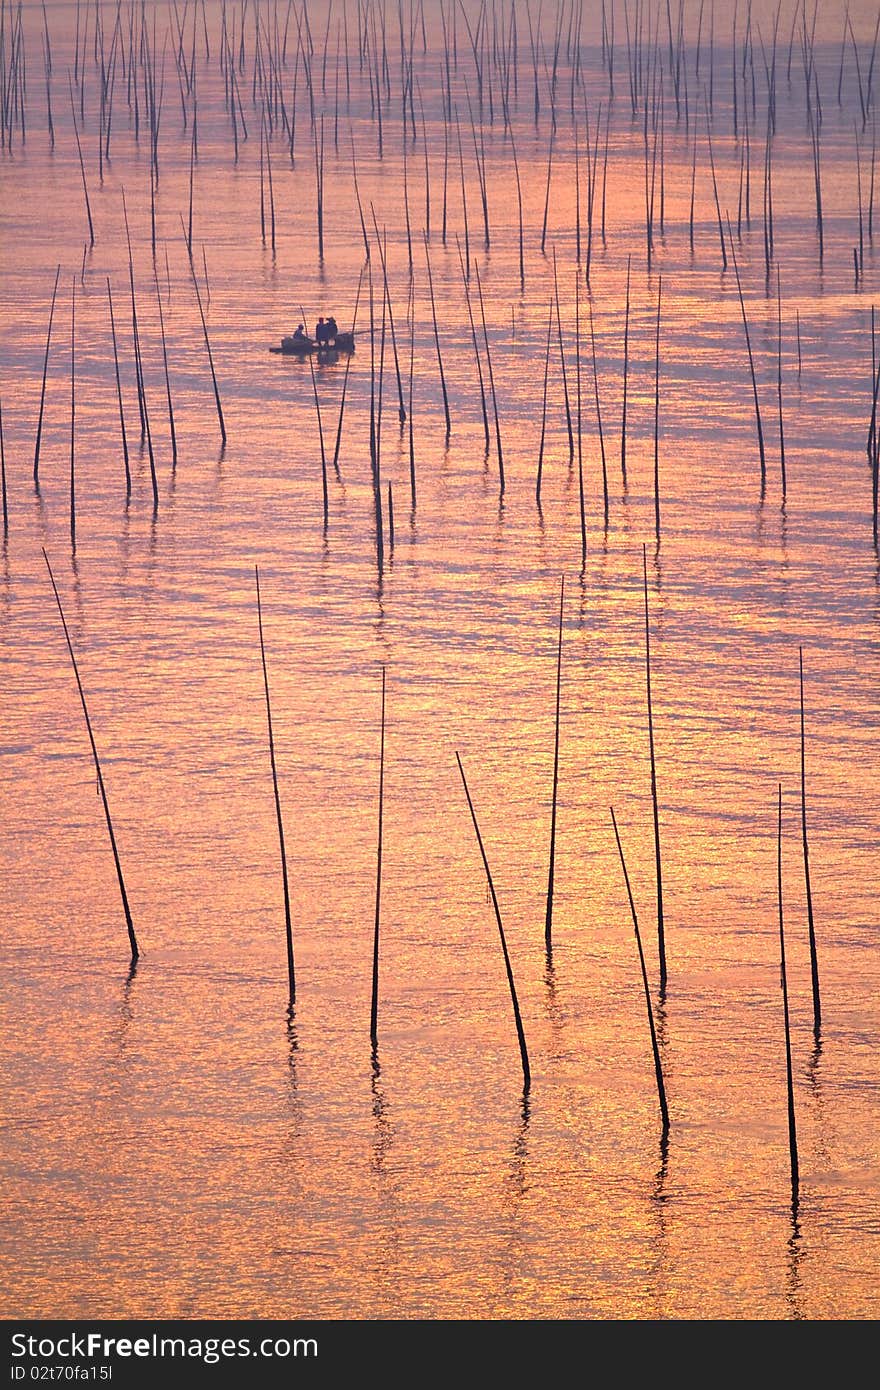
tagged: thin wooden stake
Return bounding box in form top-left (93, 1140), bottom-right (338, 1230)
top-left (69, 278), bottom-right (76, 549)
top-left (370, 666), bottom-right (386, 1050)
top-left (553, 248), bottom-right (574, 466)
top-left (536, 299), bottom-right (553, 504)
top-left (423, 234), bottom-right (451, 436)
top-left (107, 278), bottom-right (131, 499)
top-left (621, 254), bottom-right (631, 487)
top-left (588, 298), bottom-right (609, 527)
top-left (456, 235), bottom-right (490, 451)
top-left (777, 783), bottom-right (800, 1203)
top-left (610, 806), bottom-right (670, 1135)
top-left (576, 274), bottom-right (586, 569)
top-left (370, 209), bottom-right (406, 422)
top-left (643, 544), bottom-right (666, 994)
top-left (544, 575), bottom-right (565, 957)
top-left (154, 267), bottom-right (177, 467)
top-left (0, 395), bottom-right (8, 537)
top-left (474, 263), bottom-right (504, 493)
top-left (314, 113), bottom-right (325, 261)
top-left (408, 308), bottom-right (416, 506)
top-left (330, 264), bottom-right (365, 480)
top-left (69, 73), bottom-right (95, 248)
top-left (728, 214), bottom-right (767, 495)
top-left (267, 113), bottom-right (276, 254)
top-left (305, 342), bottom-right (328, 526)
top-left (778, 267), bottom-right (786, 499)
top-left (185, 221), bottom-right (226, 444)
top-left (456, 751), bottom-right (531, 1092)
top-left (541, 125), bottom-right (554, 254)
top-left (34, 265), bottom-right (61, 486)
top-left (255, 564), bottom-right (296, 1006)
top-left (799, 648), bottom-right (821, 1040)
top-left (43, 549), bottom-right (139, 961)
top-left (653, 276), bottom-right (662, 544)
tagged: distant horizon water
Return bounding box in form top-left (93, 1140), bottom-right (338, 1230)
top-left (1, 0), bottom-right (878, 1320)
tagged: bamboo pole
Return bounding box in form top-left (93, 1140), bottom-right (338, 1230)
top-left (69, 278), bottom-right (76, 549)
top-left (621, 254), bottom-right (631, 488)
top-left (553, 248), bottom-right (574, 466)
top-left (575, 272), bottom-right (586, 568)
top-left (536, 298), bottom-right (554, 504)
top-left (154, 266), bottom-right (177, 468)
top-left (799, 648), bottom-right (821, 1040)
top-left (777, 267), bottom-right (786, 499)
top-left (643, 543), bottom-right (666, 994)
top-left (408, 304), bottom-right (416, 506)
top-left (370, 209), bottom-right (406, 422)
top-left (653, 276), bottom-right (661, 544)
top-left (777, 783), bottom-right (800, 1204)
top-left (588, 298), bottom-right (609, 527)
top-left (309, 349), bottom-right (328, 527)
top-left (474, 262), bottom-right (504, 493)
top-left (727, 214), bottom-right (767, 495)
top-left (544, 575), bottom-right (565, 957)
top-left (43, 548), bottom-right (139, 961)
top-left (34, 265), bottom-right (61, 487)
top-left (331, 264), bottom-right (365, 478)
top-left (185, 221), bottom-right (226, 445)
top-left (68, 72), bottom-right (96, 248)
top-left (0, 394), bottom-right (7, 538)
top-left (255, 564), bottom-right (296, 1007)
top-left (610, 806), bottom-right (670, 1135)
top-left (456, 752), bottom-right (531, 1092)
top-left (367, 263), bottom-right (385, 575)
top-left (456, 235), bottom-right (490, 451)
top-left (370, 666), bottom-right (386, 1051)
top-left (423, 233), bottom-right (451, 436)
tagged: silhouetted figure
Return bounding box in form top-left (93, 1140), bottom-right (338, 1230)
top-left (292, 324), bottom-right (307, 343)
top-left (326, 315), bottom-right (339, 343)
top-left (315, 316), bottom-right (328, 345)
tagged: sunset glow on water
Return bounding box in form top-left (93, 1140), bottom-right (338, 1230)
top-left (1, 0), bottom-right (878, 1320)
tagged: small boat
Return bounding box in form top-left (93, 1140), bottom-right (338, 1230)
top-left (271, 330), bottom-right (356, 355)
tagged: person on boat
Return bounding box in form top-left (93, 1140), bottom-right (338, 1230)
top-left (326, 315), bottom-right (339, 344)
top-left (291, 323), bottom-right (308, 343)
top-left (315, 316), bottom-right (328, 346)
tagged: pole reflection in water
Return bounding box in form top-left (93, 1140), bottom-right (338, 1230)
top-left (369, 1049), bottom-right (402, 1308)
top-left (0, 0), bottom-right (878, 1321)
top-left (648, 1135), bottom-right (672, 1321)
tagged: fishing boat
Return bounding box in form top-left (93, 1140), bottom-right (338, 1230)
top-left (271, 330), bottom-right (355, 355)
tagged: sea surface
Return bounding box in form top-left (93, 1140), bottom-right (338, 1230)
top-left (1, 0), bottom-right (878, 1319)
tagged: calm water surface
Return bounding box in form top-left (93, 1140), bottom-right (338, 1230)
top-left (1, 0), bottom-right (878, 1319)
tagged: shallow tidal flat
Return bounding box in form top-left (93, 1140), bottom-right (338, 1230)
top-left (0, 0), bottom-right (878, 1319)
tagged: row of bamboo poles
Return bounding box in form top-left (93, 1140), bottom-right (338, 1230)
top-left (3, 0), bottom-right (878, 556)
top-left (1, 0), bottom-right (861, 1234)
top-left (2, 0), bottom-right (879, 285)
top-left (6, 232), bottom-right (876, 562)
top-left (41, 541), bottom-right (822, 1209)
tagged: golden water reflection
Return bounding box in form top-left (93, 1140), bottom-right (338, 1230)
top-left (1, 0), bottom-right (878, 1320)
